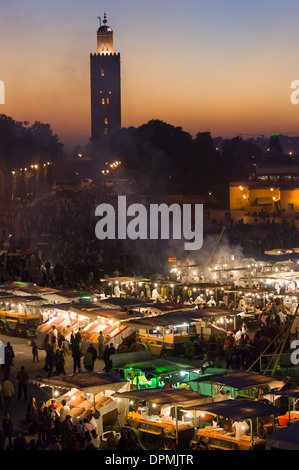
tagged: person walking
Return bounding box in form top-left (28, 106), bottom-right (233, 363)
top-left (2, 412), bottom-right (13, 449)
top-left (17, 365), bottom-right (29, 401)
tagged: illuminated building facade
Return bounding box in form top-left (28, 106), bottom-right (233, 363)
top-left (90, 13), bottom-right (121, 163)
top-left (230, 166), bottom-right (299, 215)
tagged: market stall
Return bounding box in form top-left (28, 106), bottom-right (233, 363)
top-left (0, 294), bottom-right (46, 337)
top-left (274, 387), bottom-right (299, 425)
top-left (113, 387), bottom-right (213, 450)
top-left (99, 276), bottom-right (151, 299)
top-left (265, 419), bottom-right (299, 450)
top-left (115, 356), bottom-right (204, 390)
top-left (122, 308), bottom-right (237, 357)
top-left (7, 283), bottom-right (84, 303)
top-left (184, 370), bottom-right (286, 401)
top-left (184, 398), bottom-right (282, 450)
top-left (36, 303), bottom-right (139, 354)
top-left (35, 303), bottom-right (92, 348)
top-left (30, 371), bottom-right (130, 436)
top-left (79, 308), bottom-right (139, 354)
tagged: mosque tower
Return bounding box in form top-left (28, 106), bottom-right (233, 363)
top-left (90, 13), bottom-right (121, 163)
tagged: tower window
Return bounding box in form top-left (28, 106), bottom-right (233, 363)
top-left (102, 98), bottom-right (105, 105)
top-left (106, 98), bottom-right (110, 104)
top-left (104, 118), bottom-right (108, 124)
top-left (101, 69), bottom-right (104, 77)
top-left (105, 128), bottom-right (108, 135)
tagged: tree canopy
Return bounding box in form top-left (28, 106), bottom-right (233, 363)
top-left (0, 114), bottom-right (65, 170)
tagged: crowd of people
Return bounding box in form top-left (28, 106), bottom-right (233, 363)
top-left (184, 298), bottom-right (295, 373)
top-left (0, 332), bottom-right (126, 451)
top-left (0, 401), bottom-right (117, 451)
top-left (0, 184), bottom-right (297, 291)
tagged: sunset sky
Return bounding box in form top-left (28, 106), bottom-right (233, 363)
top-left (1, 0), bottom-right (299, 150)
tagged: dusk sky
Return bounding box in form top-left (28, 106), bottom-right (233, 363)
top-left (1, 0), bottom-right (299, 150)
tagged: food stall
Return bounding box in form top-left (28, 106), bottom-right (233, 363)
top-left (36, 303), bottom-right (139, 354)
top-left (30, 371), bottom-right (130, 436)
top-left (113, 387), bottom-right (213, 450)
top-left (122, 308), bottom-right (237, 357)
top-left (274, 388), bottom-right (299, 426)
top-left (0, 294), bottom-right (46, 337)
top-left (266, 419), bottom-right (299, 450)
top-left (185, 399), bottom-right (282, 450)
top-left (184, 370), bottom-right (286, 402)
top-left (99, 276), bottom-right (151, 298)
top-left (115, 355), bottom-right (204, 390)
top-left (36, 303), bottom-right (91, 348)
top-left (79, 308), bottom-right (139, 354)
top-left (6, 282), bottom-right (85, 303)
top-left (222, 288), bottom-right (273, 329)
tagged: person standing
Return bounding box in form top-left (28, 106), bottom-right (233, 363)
top-left (88, 344), bottom-right (97, 371)
top-left (55, 349), bottom-right (66, 375)
top-left (72, 346), bottom-right (82, 374)
top-left (26, 397), bottom-right (39, 434)
top-left (83, 349), bottom-right (94, 372)
top-left (60, 415), bottom-right (74, 450)
top-left (45, 346), bottom-right (55, 377)
top-left (2, 412), bottom-right (13, 449)
top-left (16, 365), bottom-right (29, 401)
top-left (103, 345), bottom-right (111, 372)
top-left (31, 340), bottom-right (39, 362)
top-left (2, 377), bottom-right (14, 408)
top-left (49, 326), bottom-right (58, 351)
top-left (13, 432), bottom-right (28, 450)
top-left (37, 402), bottom-right (46, 443)
top-left (97, 331), bottom-right (104, 359)
top-left (59, 399), bottom-right (70, 424)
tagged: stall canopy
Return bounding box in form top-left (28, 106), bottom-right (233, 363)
top-left (187, 371), bottom-right (285, 391)
top-left (30, 372), bottom-right (129, 394)
top-left (122, 307), bottom-right (236, 328)
top-left (111, 351), bottom-right (206, 371)
top-left (113, 387), bottom-right (212, 406)
top-left (39, 302), bottom-right (93, 312)
top-left (183, 399), bottom-right (282, 420)
top-left (117, 358), bottom-right (202, 377)
top-left (275, 387), bottom-right (299, 399)
top-left (96, 298), bottom-right (147, 310)
top-left (266, 420), bottom-right (299, 450)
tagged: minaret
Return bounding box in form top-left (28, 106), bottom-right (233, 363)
top-left (90, 13), bottom-right (121, 164)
